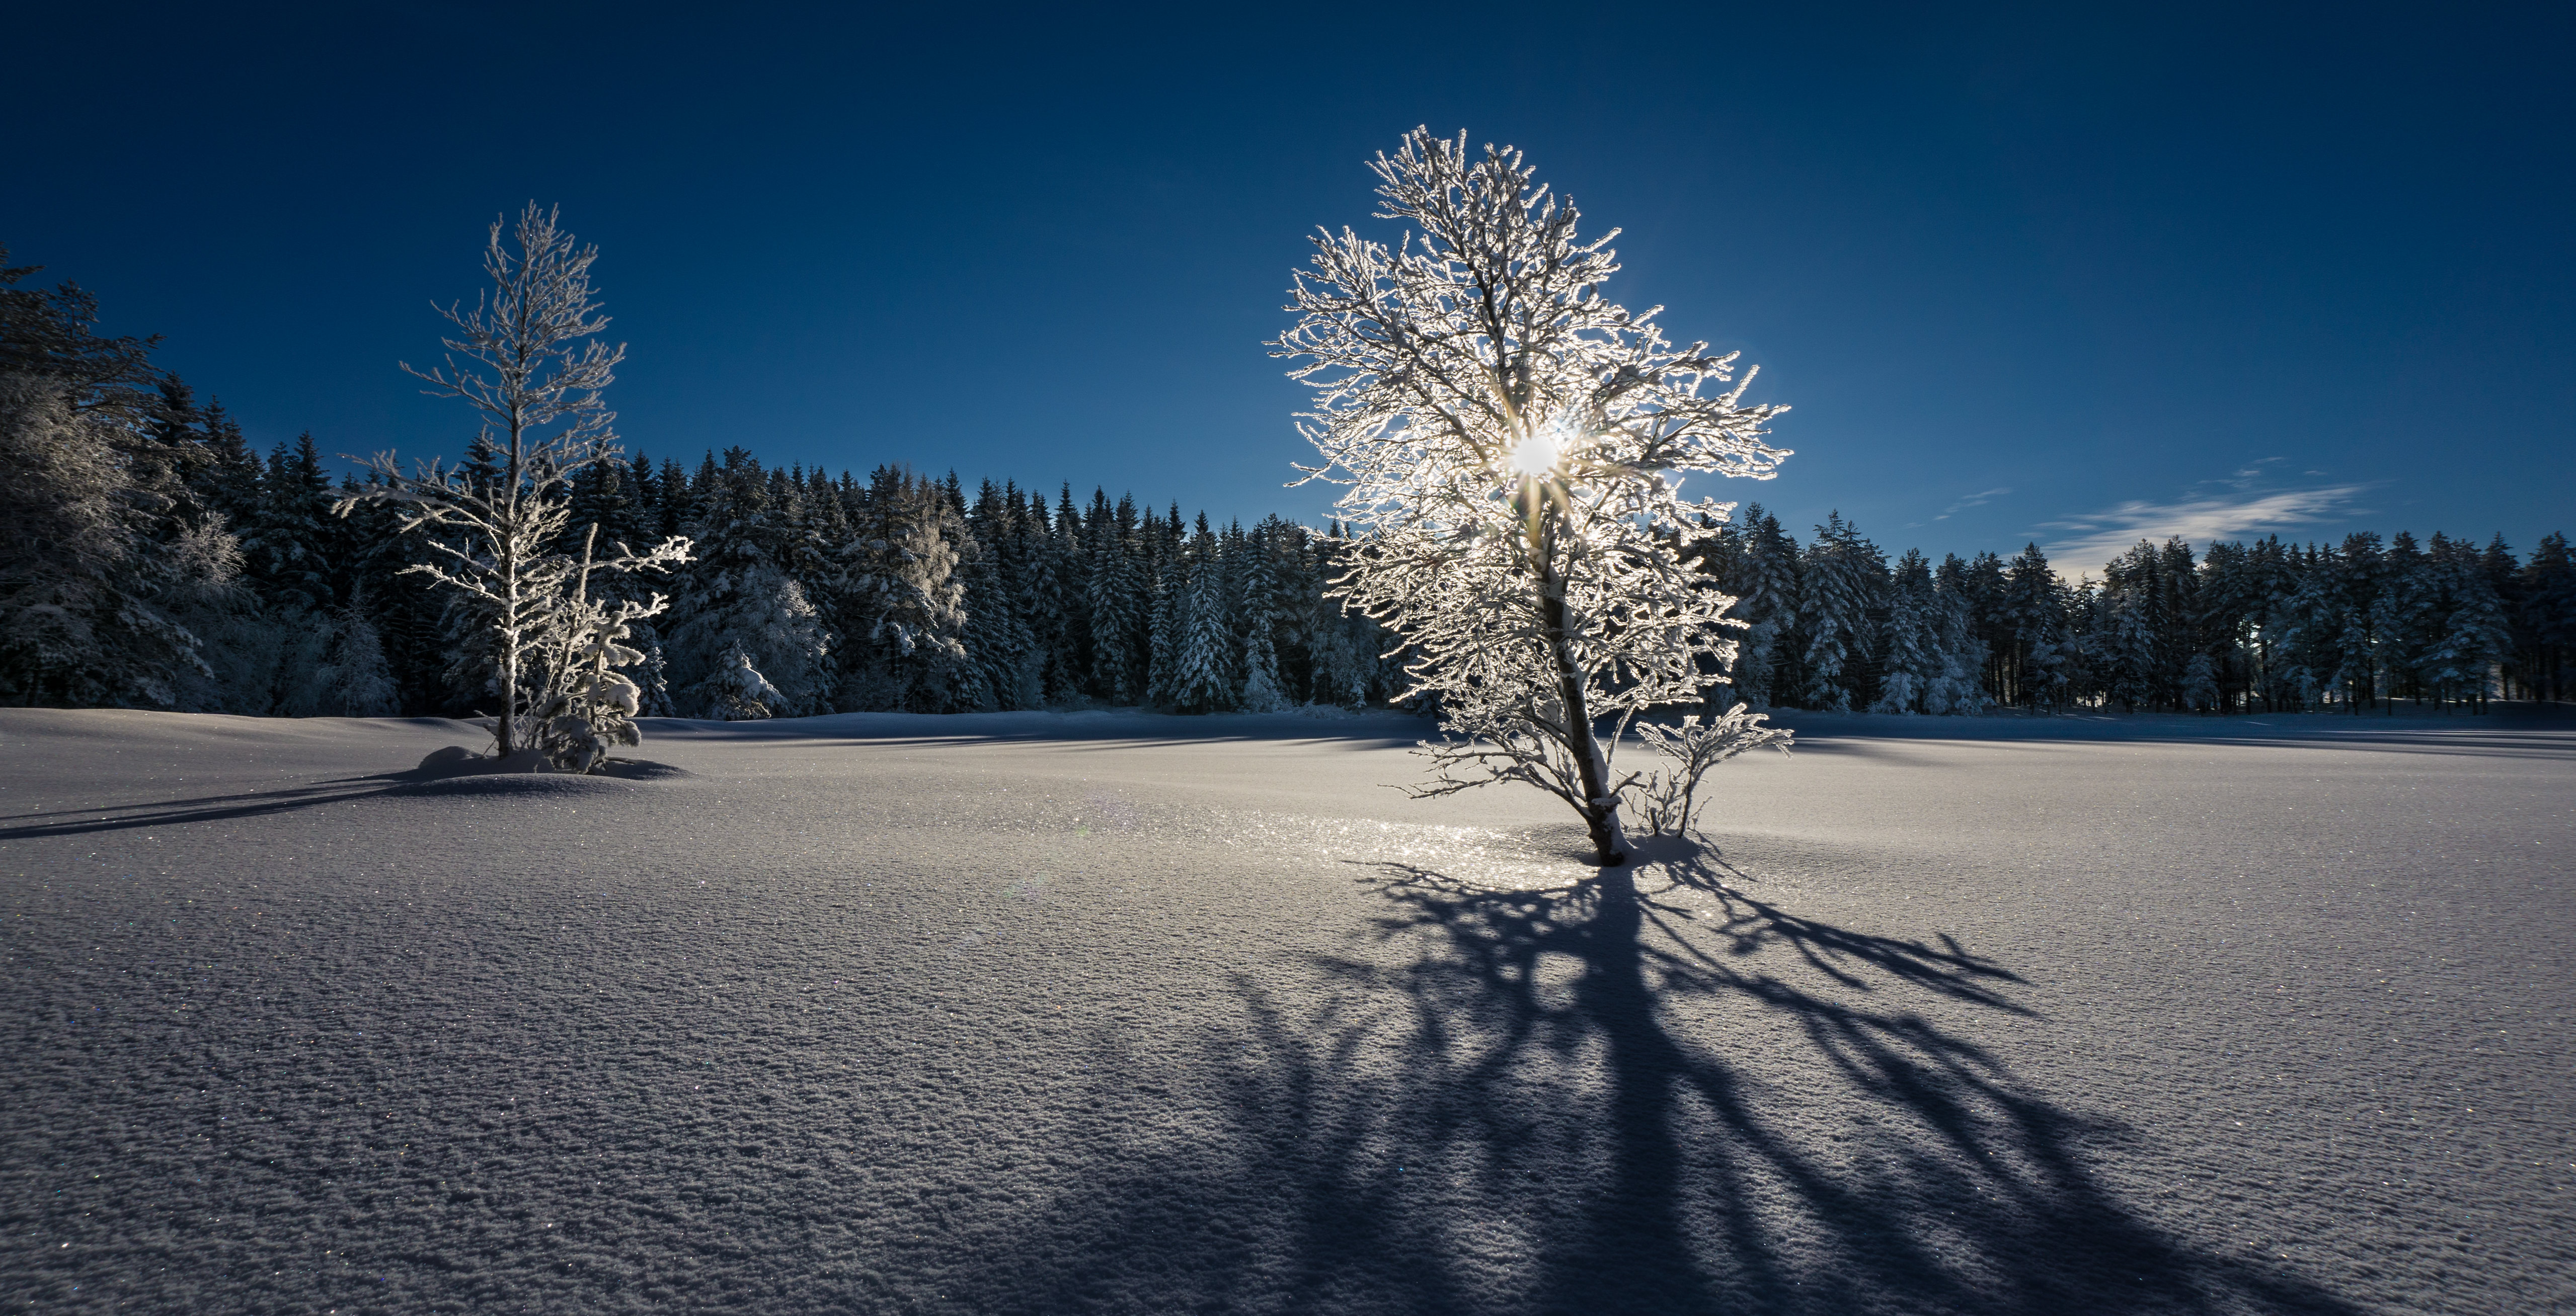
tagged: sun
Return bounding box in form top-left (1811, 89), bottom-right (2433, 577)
top-left (1507, 430), bottom-right (1561, 479)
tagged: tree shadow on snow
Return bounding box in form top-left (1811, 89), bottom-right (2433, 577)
top-left (934, 835), bottom-right (2360, 1316)
top-left (0, 757), bottom-right (685, 839)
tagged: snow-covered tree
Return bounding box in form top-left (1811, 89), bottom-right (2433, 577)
top-left (0, 376), bottom-right (228, 707)
top-left (1724, 505), bottom-right (1801, 709)
top-left (1872, 549), bottom-right (1939, 714)
top-left (2423, 533), bottom-right (2507, 708)
top-left (341, 204), bottom-right (691, 764)
top-left (277, 592), bottom-right (402, 718)
top-left (1160, 517), bottom-right (1234, 712)
top-left (1799, 512), bottom-right (1882, 711)
top-left (1278, 129), bottom-right (1790, 864)
top-left (1627, 707), bottom-right (1794, 837)
top-left (663, 448), bottom-right (836, 718)
top-left (1235, 521), bottom-right (1290, 712)
top-left (834, 466), bottom-right (970, 711)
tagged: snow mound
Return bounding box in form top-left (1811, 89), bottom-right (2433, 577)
top-left (390, 744), bottom-right (689, 792)
top-left (389, 772), bottom-right (643, 798)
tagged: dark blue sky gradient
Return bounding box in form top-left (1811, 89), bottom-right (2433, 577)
top-left (9, 4), bottom-right (2568, 569)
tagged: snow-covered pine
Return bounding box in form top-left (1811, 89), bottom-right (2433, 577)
top-left (1162, 518), bottom-right (1233, 713)
top-left (2180, 651), bottom-right (2222, 712)
top-left (2424, 533), bottom-right (2507, 708)
top-left (277, 589), bottom-right (402, 718)
top-left (0, 376), bottom-right (221, 707)
top-left (1144, 532), bottom-right (1184, 709)
top-left (1303, 532), bottom-right (1375, 708)
top-left (1235, 520), bottom-right (1290, 712)
top-left (1277, 128), bottom-right (1790, 865)
top-left (1084, 500), bottom-right (1146, 704)
top-left (341, 205), bottom-right (692, 764)
top-left (833, 466), bottom-right (970, 711)
top-left (1925, 557), bottom-right (1992, 715)
top-left (1726, 506), bottom-right (1801, 710)
top-left (691, 639), bottom-right (790, 721)
top-left (664, 456), bottom-right (834, 716)
top-left (1798, 513), bottom-right (1881, 713)
top-left (1871, 549), bottom-right (1939, 714)
top-left (2001, 545), bottom-right (2070, 709)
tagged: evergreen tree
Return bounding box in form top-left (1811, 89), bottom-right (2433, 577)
top-left (1798, 512), bottom-right (1881, 711)
top-left (664, 448), bottom-right (833, 718)
top-left (1727, 505), bottom-right (1801, 708)
top-left (833, 465), bottom-right (968, 711)
top-left (1871, 549), bottom-right (1938, 713)
top-left (1157, 518), bottom-right (1231, 712)
top-left (2520, 533), bottom-right (2574, 702)
top-left (2423, 532), bottom-right (2507, 710)
top-left (1086, 493), bottom-right (1147, 703)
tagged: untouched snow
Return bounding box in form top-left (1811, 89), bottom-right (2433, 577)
top-left (1, 707), bottom-right (2569, 1314)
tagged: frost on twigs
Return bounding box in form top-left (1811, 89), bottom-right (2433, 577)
top-left (339, 204), bottom-right (692, 771)
top-left (1627, 708), bottom-right (1794, 838)
top-left (1276, 128), bottom-right (1791, 865)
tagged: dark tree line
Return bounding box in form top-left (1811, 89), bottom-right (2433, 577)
top-left (6, 245), bottom-right (2568, 718)
top-left (1696, 507), bottom-right (2573, 715)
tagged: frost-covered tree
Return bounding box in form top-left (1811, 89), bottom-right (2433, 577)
top-left (1161, 517), bottom-right (1234, 712)
top-left (663, 449), bottom-right (835, 718)
top-left (1799, 512), bottom-right (1882, 711)
top-left (342, 204), bottom-right (691, 763)
top-left (1278, 129), bottom-right (1790, 864)
top-left (834, 466), bottom-right (970, 711)
top-left (1872, 549), bottom-right (1939, 714)
top-left (1235, 521), bottom-right (1290, 712)
top-left (1627, 707), bottom-right (1795, 837)
top-left (0, 375), bottom-right (232, 707)
top-left (277, 592), bottom-right (402, 718)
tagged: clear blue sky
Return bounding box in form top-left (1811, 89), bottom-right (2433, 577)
top-left (9, 3), bottom-right (2568, 571)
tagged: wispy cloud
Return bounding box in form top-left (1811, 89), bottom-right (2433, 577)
top-left (1932, 486), bottom-right (2010, 521)
top-left (2038, 483), bottom-right (2372, 575)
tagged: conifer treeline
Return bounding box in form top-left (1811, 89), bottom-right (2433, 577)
top-left (79, 419), bottom-right (1408, 719)
top-left (33, 402), bottom-right (2576, 720)
top-left (7, 249), bottom-right (2570, 718)
top-left (1696, 507), bottom-right (2574, 714)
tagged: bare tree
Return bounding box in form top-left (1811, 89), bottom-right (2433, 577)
top-left (341, 204), bottom-right (689, 764)
top-left (1278, 129), bottom-right (1792, 864)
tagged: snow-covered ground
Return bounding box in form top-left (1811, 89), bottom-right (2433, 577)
top-left (2, 707), bottom-right (2568, 1314)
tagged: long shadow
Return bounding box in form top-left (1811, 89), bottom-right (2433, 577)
top-left (935, 836), bottom-right (2362, 1315)
top-left (0, 780), bottom-right (399, 839)
top-left (0, 761), bottom-right (679, 840)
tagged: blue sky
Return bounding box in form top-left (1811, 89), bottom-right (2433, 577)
top-left (8, 3), bottom-right (2568, 571)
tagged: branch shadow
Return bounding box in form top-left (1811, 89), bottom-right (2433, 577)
top-left (0, 759), bottom-right (684, 840)
top-left (934, 835), bottom-right (2362, 1315)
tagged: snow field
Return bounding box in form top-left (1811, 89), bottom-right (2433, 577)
top-left (1, 708), bottom-right (2569, 1314)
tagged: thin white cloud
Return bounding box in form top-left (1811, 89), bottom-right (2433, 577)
top-left (1932, 486), bottom-right (2011, 521)
top-left (2193, 457), bottom-right (2285, 491)
top-left (2038, 483), bottom-right (2372, 575)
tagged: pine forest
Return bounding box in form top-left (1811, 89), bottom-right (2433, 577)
top-left (6, 251), bottom-right (2570, 722)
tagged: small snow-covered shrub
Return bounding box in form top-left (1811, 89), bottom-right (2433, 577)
top-left (528, 611), bottom-right (651, 773)
top-left (1623, 707), bottom-right (1793, 838)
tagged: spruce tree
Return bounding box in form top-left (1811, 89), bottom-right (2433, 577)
top-left (1871, 549), bottom-right (1938, 714)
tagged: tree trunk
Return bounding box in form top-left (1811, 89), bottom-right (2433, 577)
top-left (495, 417), bottom-right (525, 756)
top-left (1536, 561), bottom-right (1630, 867)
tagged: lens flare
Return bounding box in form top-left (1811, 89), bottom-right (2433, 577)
top-left (1508, 431), bottom-right (1560, 478)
